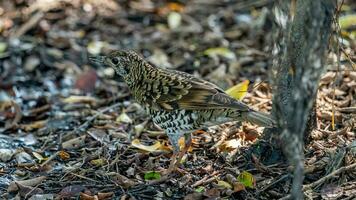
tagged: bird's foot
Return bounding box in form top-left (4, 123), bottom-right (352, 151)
top-left (161, 160), bottom-right (178, 176)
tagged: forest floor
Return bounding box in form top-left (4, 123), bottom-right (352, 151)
top-left (0, 0), bottom-right (355, 199)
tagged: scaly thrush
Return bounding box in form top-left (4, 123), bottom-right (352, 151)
top-left (90, 50), bottom-right (275, 174)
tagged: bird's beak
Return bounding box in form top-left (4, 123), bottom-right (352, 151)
top-left (89, 55), bottom-right (106, 65)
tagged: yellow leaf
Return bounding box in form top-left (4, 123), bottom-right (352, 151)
top-left (131, 139), bottom-right (162, 152)
top-left (58, 150), bottom-right (70, 160)
top-left (217, 180), bottom-right (233, 189)
top-left (225, 80), bottom-right (250, 100)
top-left (90, 158), bottom-right (106, 167)
top-left (237, 171), bottom-right (255, 189)
top-left (20, 120), bottom-right (47, 131)
top-left (116, 112), bottom-right (133, 123)
top-left (339, 14), bottom-right (356, 30)
top-left (32, 152), bottom-right (45, 162)
top-left (62, 95), bottom-right (97, 104)
top-left (204, 47), bottom-right (236, 60)
top-left (178, 137), bottom-right (193, 152)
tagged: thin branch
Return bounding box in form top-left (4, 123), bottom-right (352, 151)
top-left (304, 162), bottom-right (356, 189)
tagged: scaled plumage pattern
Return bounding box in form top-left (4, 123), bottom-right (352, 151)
top-left (90, 50), bottom-right (275, 174)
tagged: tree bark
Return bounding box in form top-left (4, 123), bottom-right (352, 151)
top-left (265, 0), bottom-right (336, 199)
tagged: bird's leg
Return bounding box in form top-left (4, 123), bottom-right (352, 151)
top-left (176, 133), bottom-right (192, 166)
top-left (165, 152), bottom-right (177, 175)
top-left (162, 133), bottom-right (180, 175)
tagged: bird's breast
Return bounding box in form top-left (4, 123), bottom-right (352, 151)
top-left (147, 108), bottom-right (199, 133)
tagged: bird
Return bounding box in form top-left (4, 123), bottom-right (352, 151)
top-left (90, 50), bottom-right (276, 175)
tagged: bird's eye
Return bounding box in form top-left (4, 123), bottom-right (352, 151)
top-left (111, 57), bottom-right (119, 65)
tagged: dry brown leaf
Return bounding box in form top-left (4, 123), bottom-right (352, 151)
top-left (58, 185), bottom-right (87, 199)
top-left (62, 135), bottom-right (86, 150)
top-left (320, 72), bottom-right (336, 85)
top-left (8, 176), bottom-right (47, 192)
top-left (184, 193), bottom-right (203, 200)
top-left (112, 174), bottom-right (136, 188)
top-left (16, 182), bottom-right (44, 198)
top-left (74, 68), bottom-right (98, 93)
top-left (80, 192), bottom-right (99, 200)
top-left (20, 120), bottom-right (47, 131)
top-left (97, 192), bottom-right (114, 200)
top-left (233, 182), bottom-right (246, 192)
top-left (203, 188), bottom-right (220, 198)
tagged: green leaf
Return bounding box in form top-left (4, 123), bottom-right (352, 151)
top-left (237, 171), bottom-right (255, 189)
top-left (217, 180), bottom-right (233, 189)
top-left (195, 186), bottom-right (205, 193)
top-left (0, 42), bottom-right (7, 53)
top-left (144, 171), bottom-right (161, 181)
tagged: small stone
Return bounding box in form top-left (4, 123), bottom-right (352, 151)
top-left (0, 149), bottom-right (15, 162)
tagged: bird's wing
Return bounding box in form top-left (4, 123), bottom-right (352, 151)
top-left (148, 68), bottom-right (250, 111)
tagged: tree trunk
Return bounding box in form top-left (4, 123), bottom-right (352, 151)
top-left (265, 0), bottom-right (336, 199)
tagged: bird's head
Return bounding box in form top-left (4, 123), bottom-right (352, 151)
top-left (89, 50), bottom-right (141, 78)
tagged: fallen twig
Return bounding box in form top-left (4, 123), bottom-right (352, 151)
top-left (304, 162), bottom-right (356, 189)
top-left (72, 102), bottom-right (122, 134)
top-left (40, 151), bottom-right (59, 167)
top-left (191, 170), bottom-right (220, 187)
top-left (11, 12), bottom-right (44, 38)
top-left (258, 174), bottom-right (290, 193)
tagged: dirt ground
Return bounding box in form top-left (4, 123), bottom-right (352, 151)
top-left (0, 0), bottom-right (355, 199)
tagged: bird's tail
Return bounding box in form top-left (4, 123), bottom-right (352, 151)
top-left (240, 109), bottom-right (276, 128)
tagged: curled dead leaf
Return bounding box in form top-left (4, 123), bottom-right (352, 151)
top-left (8, 176), bottom-right (47, 192)
top-left (131, 139), bottom-right (162, 152)
top-left (97, 192), bottom-right (114, 200)
top-left (16, 182), bottom-right (44, 198)
top-left (20, 120), bottom-right (47, 131)
top-left (112, 174), bottom-right (136, 188)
